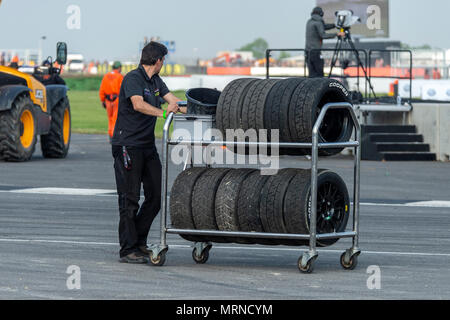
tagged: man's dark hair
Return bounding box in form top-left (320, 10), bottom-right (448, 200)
top-left (140, 41), bottom-right (168, 66)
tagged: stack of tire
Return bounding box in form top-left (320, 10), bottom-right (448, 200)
top-left (170, 167), bottom-right (350, 247)
top-left (215, 77), bottom-right (353, 156)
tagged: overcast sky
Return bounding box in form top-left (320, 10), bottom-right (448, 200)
top-left (1, 0), bottom-right (449, 62)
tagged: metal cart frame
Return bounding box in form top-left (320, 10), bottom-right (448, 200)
top-left (149, 102), bottom-right (361, 273)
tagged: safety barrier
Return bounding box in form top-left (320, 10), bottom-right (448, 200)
top-left (95, 63), bottom-right (186, 76)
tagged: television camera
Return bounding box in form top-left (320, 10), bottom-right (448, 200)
top-left (334, 10), bottom-right (361, 30)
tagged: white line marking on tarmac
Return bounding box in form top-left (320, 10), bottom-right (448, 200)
top-left (405, 201), bottom-right (450, 208)
top-left (2, 189), bottom-right (450, 208)
top-left (358, 202), bottom-right (450, 208)
top-left (0, 238), bottom-right (449, 258)
top-left (9, 188), bottom-right (115, 196)
top-left (4, 188), bottom-right (450, 208)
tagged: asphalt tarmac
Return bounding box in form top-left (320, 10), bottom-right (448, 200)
top-left (0, 134), bottom-right (449, 299)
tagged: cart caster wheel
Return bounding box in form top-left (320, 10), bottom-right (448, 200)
top-left (192, 247), bottom-right (210, 264)
top-left (340, 252), bottom-right (358, 270)
top-left (150, 251), bottom-right (167, 267)
top-left (298, 256), bottom-right (316, 274)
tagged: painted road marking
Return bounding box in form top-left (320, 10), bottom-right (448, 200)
top-left (405, 201), bottom-right (450, 208)
top-left (0, 238), bottom-right (449, 258)
top-left (8, 187), bottom-right (115, 196)
top-left (1, 188), bottom-right (450, 208)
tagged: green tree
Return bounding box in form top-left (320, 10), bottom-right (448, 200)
top-left (279, 51), bottom-right (291, 60)
top-left (238, 38), bottom-right (269, 59)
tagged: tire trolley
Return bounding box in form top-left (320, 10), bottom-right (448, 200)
top-left (149, 102), bottom-right (361, 273)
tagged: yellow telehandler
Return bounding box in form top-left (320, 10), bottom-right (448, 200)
top-left (0, 42), bottom-right (70, 161)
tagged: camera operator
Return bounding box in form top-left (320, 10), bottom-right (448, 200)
top-left (305, 6), bottom-right (345, 77)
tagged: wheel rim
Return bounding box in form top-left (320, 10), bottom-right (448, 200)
top-left (63, 108), bottom-right (70, 145)
top-left (316, 181), bottom-right (346, 234)
top-left (152, 256), bottom-right (160, 264)
top-left (20, 109), bottom-right (34, 149)
top-left (317, 108), bottom-right (349, 143)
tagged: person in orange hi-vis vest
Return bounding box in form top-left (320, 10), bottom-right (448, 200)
top-left (99, 61), bottom-right (124, 140)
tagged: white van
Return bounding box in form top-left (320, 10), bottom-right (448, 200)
top-left (66, 53), bottom-right (84, 73)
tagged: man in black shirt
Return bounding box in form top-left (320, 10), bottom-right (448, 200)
top-left (111, 41), bottom-right (185, 263)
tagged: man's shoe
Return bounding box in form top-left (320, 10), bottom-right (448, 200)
top-left (119, 253), bottom-right (148, 264)
top-left (138, 245), bottom-right (152, 255)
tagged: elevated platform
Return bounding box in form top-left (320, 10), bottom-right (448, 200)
top-left (361, 125), bottom-right (436, 161)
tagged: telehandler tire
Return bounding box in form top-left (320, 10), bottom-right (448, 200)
top-left (41, 96), bottom-right (71, 158)
top-left (0, 95), bottom-right (37, 162)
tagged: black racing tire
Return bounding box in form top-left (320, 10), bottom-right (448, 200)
top-left (235, 79), bottom-right (279, 156)
top-left (170, 167), bottom-right (208, 242)
top-left (0, 94), bottom-right (37, 162)
top-left (276, 78), bottom-right (307, 143)
top-left (236, 170), bottom-right (274, 245)
top-left (41, 96), bottom-right (71, 158)
top-left (240, 79), bottom-right (264, 132)
top-left (264, 77), bottom-right (306, 156)
top-left (288, 78), bottom-right (353, 156)
top-left (243, 79), bottom-right (280, 134)
top-left (215, 168), bottom-right (256, 244)
top-left (192, 168), bottom-right (232, 243)
top-left (283, 169), bottom-right (351, 247)
top-left (228, 79), bottom-right (263, 156)
top-left (259, 168), bottom-right (300, 245)
top-left (216, 78), bottom-right (259, 134)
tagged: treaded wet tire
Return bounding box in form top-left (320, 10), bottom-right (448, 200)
top-left (0, 95), bottom-right (37, 162)
top-left (236, 170), bottom-right (274, 245)
top-left (216, 78), bottom-right (260, 134)
top-left (242, 79), bottom-right (279, 135)
top-left (288, 78), bottom-right (353, 156)
top-left (239, 79), bottom-right (263, 133)
top-left (264, 78), bottom-right (304, 138)
top-left (170, 167), bottom-right (208, 242)
top-left (283, 169), bottom-right (350, 247)
top-left (264, 77), bottom-right (307, 156)
top-left (41, 96), bottom-right (71, 158)
top-left (259, 168), bottom-right (302, 245)
top-left (192, 168), bottom-right (232, 243)
top-left (215, 168), bottom-right (256, 244)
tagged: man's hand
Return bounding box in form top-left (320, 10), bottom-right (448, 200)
top-left (166, 102), bottom-right (179, 115)
top-left (178, 106), bottom-right (187, 114)
top-left (102, 101), bottom-right (106, 109)
top-left (337, 31), bottom-right (346, 38)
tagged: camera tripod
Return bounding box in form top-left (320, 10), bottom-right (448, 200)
top-left (329, 28), bottom-right (377, 99)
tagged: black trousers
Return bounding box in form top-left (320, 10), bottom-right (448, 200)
top-left (307, 51), bottom-right (324, 78)
top-left (112, 145), bottom-right (162, 258)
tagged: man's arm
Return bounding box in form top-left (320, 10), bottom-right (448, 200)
top-left (316, 22), bottom-right (338, 40)
top-left (163, 92), bottom-right (187, 114)
top-left (324, 23), bottom-right (335, 30)
top-left (130, 96), bottom-right (178, 117)
top-left (99, 76), bottom-right (106, 108)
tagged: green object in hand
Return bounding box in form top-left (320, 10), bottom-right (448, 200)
top-left (163, 110), bottom-right (167, 119)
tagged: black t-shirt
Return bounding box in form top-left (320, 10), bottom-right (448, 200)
top-left (111, 65), bottom-right (169, 148)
